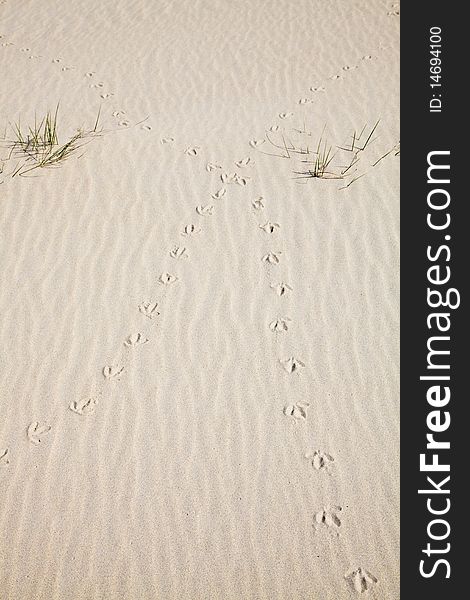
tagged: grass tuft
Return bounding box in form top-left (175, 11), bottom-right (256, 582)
top-left (262, 120), bottom-right (390, 189)
top-left (2, 105), bottom-right (103, 177)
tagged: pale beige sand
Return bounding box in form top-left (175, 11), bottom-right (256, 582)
top-left (0, 0), bottom-right (399, 598)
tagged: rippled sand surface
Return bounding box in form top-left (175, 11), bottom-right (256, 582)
top-left (0, 1), bottom-right (399, 598)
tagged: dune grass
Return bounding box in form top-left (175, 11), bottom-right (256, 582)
top-left (263, 120), bottom-right (388, 189)
top-left (2, 105), bottom-right (102, 177)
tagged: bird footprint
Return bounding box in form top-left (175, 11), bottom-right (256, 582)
top-left (283, 402), bottom-right (310, 421)
top-left (220, 172), bottom-right (237, 184)
top-left (27, 422), bottom-right (51, 445)
top-left (181, 224), bottom-right (200, 236)
top-left (102, 365), bottom-right (124, 381)
top-left (211, 188), bottom-right (226, 199)
top-left (206, 162), bottom-right (222, 172)
top-left (262, 251), bottom-right (282, 265)
top-left (280, 356), bottom-right (305, 373)
top-left (184, 146), bottom-right (200, 156)
top-left (69, 397), bottom-right (98, 416)
top-left (345, 568), bottom-right (378, 594)
top-left (170, 245), bottom-right (188, 259)
top-left (235, 157), bottom-right (253, 168)
top-left (124, 332), bottom-right (149, 348)
top-left (269, 317), bottom-right (291, 333)
top-left (259, 222), bottom-right (280, 234)
top-left (271, 282), bottom-right (293, 296)
top-left (196, 204), bottom-right (214, 216)
top-left (305, 450), bottom-right (335, 473)
top-left (249, 139), bottom-right (265, 148)
top-left (1, 448), bottom-right (10, 465)
top-left (314, 506), bottom-right (342, 531)
top-left (252, 197), bottom-right (265, 210)
top-left (139, 300), bottom-right (160, 319)
top-left (235, 174), bottom-right (250, 186)
top-left (158, 272), bottom-right (178, 285)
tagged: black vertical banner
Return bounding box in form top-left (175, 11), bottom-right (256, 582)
top-left (401, 4), bottom-right (466, 598)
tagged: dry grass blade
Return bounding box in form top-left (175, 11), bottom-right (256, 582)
top-left (2, 104), bottom-right (103, 177)
top-left (259, 119), bottom-right (384, 189)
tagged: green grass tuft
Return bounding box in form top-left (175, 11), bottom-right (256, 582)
top-left (2, 105), bottom-right (103, 177)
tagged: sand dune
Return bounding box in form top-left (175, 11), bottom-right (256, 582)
top-left (1, 0), bottom-right (399, 598)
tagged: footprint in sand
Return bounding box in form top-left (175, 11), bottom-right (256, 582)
top-left (329, 74), bottom-right (342, 80)
top-left (314, 506), bottom-right (343, 533)
top-left (271, 282), bottom-right (293, 297)
top-left (206, 162), bottom-right (222, 172)
top-left (61, 66), bottom-right (76, 72)
top-left (86, 71), bottom-right (95, 78)
top-left (1, 448), bottom-right (10, 466)
top-left (112, 110), bottom-right (126, 118)
top-left (102, 365), bottom-right (124, 381)
top-left (298, 98), bottom-right (314, 105)
top-left (89, 81), bottom-right (104, 89)
top-left (20, 47), bottom-right (31, 52)
top-left (196, 204), bottom-right (215, 216)
top-left (170, 245), bottom-right (188, 259)
top-left (280, 356), bottom-right (305, 373)
top-left (362, 55), bottom-right (373, 61)
top-left (27, 422), bottom-right (51, 445)
top-left (138, 300), bottom-right (160, 319)
top-left (220, 172), bottom-right (237, 184)
top-left (52, 58), bottom-right (62, 63)
top-left (252, 197), bottom-right (265, 210)
top-left (279, 112), bottom-right (293, 119)
top-left (69, 396), bottom-right (98, 416)
top-left (100, 92), bottom-right (114, 99)
top-left (310, 86), bottom-right (325, 93)
top-left (235, 157), bottom-right (253, 168)
top-left (269, 317), bottom-right (291, 333)
top-left (141, 124), bottom-right (152, 131)
top-left (259, 222), bottom-right (280, 234)
top-left (305, 450), bottom-right (335, 473)
top-left (181, 224), bottom-right (201, 236)
top-left (161, 137), bottom-right (175, 144)
top-left (262, 251), bottom-right (282, 265)
top-left (249, 139), bottom-right (265, 149)
top-left (2, 41), bottom-right (14, 47)
top-left (345, 568), bottom-right (378, 594)
top-left (211, 188), bottom-right (226, 200)
top-left (118, 120), bottom-right (130, 127)
top-left (158, 272), bottom-right (178, 285)
top-left (235, 174), bottom-right (250, 186)
top-left (184, 146), bottom-right (200, 157)
top-left (124, 332), bottom-right (149, 348)
top-left (283, 402), bottom-right (310, 421)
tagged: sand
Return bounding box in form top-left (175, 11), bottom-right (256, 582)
top-left (0, 0), bottom-right (400, 598)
